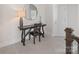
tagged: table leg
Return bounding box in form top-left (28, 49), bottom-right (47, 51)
top-left (42, 26), bottom-right (45, 38)
top-left (39, 28), bottom-right (41, 42)
top-left (33, 36), bottom-right (35, 44)
top-left (23, 30), bottom-right (25, 46)
top-left (29, 33), bottom-right (31, 40)
top-left (21, 30), bottom-right (26, 46)
top-left (21, 30), bottom-right (23, 43)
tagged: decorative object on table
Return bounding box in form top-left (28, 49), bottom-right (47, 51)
top-left (19, 17), bottom-right (23, 29)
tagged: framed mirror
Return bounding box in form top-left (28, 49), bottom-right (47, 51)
top-left (29, 4), bottom-right (38, 20)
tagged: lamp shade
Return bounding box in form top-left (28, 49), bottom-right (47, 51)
top-left (16, 8), bottom-right (25, 19)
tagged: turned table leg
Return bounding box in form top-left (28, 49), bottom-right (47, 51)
top-left (21, 30), bottom-right (25, 46)
top-left (21, 30), bottom-right (23, 43)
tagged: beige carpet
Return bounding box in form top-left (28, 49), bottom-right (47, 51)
top-left (0, 35), bottom-right (77, 54)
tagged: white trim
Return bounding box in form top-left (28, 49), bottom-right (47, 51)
top-left (0, 39), bottom-right (20, 48)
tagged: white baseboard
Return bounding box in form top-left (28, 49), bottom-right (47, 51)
top-left (52, 34), bottom-right (65, 37)
top-left (0, 39), bottom-right (20, 48)
top-left (0, 35), bottom-right (30, 48)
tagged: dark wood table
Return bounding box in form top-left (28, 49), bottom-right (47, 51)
top-left (18, 23), bottom-right (46, 46)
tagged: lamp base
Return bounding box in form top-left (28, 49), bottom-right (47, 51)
top-left (19, 17), bottom-right (23, 27)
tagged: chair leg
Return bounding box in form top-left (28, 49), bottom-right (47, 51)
top-left (23, 30), bottom-right (26, 46)
top-left (29, 34), bottom-right (31, 40)
top-left (23, 41), bottom-right (25, 46)
top-left (33, 36), bottom-right (35, 44)
top-left (42, 26), bottom-right (45, 38)
top-left (39, 35), bottom-right (41, 42)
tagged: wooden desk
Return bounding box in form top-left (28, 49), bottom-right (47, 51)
top-left (18, 23), bottom-right (46, 46)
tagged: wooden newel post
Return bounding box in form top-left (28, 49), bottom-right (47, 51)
top-left (64, 28), bottom-right (74, 54)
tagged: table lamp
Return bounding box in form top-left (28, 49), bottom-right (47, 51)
top-left (16, 8), bottom-right (25, 27)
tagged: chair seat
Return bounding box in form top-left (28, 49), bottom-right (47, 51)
top-left (30, 31), bottom-right (42, 36)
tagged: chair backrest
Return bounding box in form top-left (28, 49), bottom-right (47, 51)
top-left (33, 23), bottom-right (41, 33)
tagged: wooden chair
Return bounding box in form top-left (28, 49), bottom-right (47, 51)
top-left (29, 23), bottom-right (42, 44)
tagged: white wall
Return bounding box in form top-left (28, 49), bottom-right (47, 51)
top-left (0, 4), bottom-right (25, 48)
top-left (35, 4), bottom-right (53, 36)
top-left (34, 4), bottom-right (47, 23)
top-left (45, 4), bottom-right (53, 36)
top-left (34, 4), bottom-right (79, 37)
top-left (52, 4), bottom-right (79, 37)
top-left (52, 4), bottom-right (58, 37)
